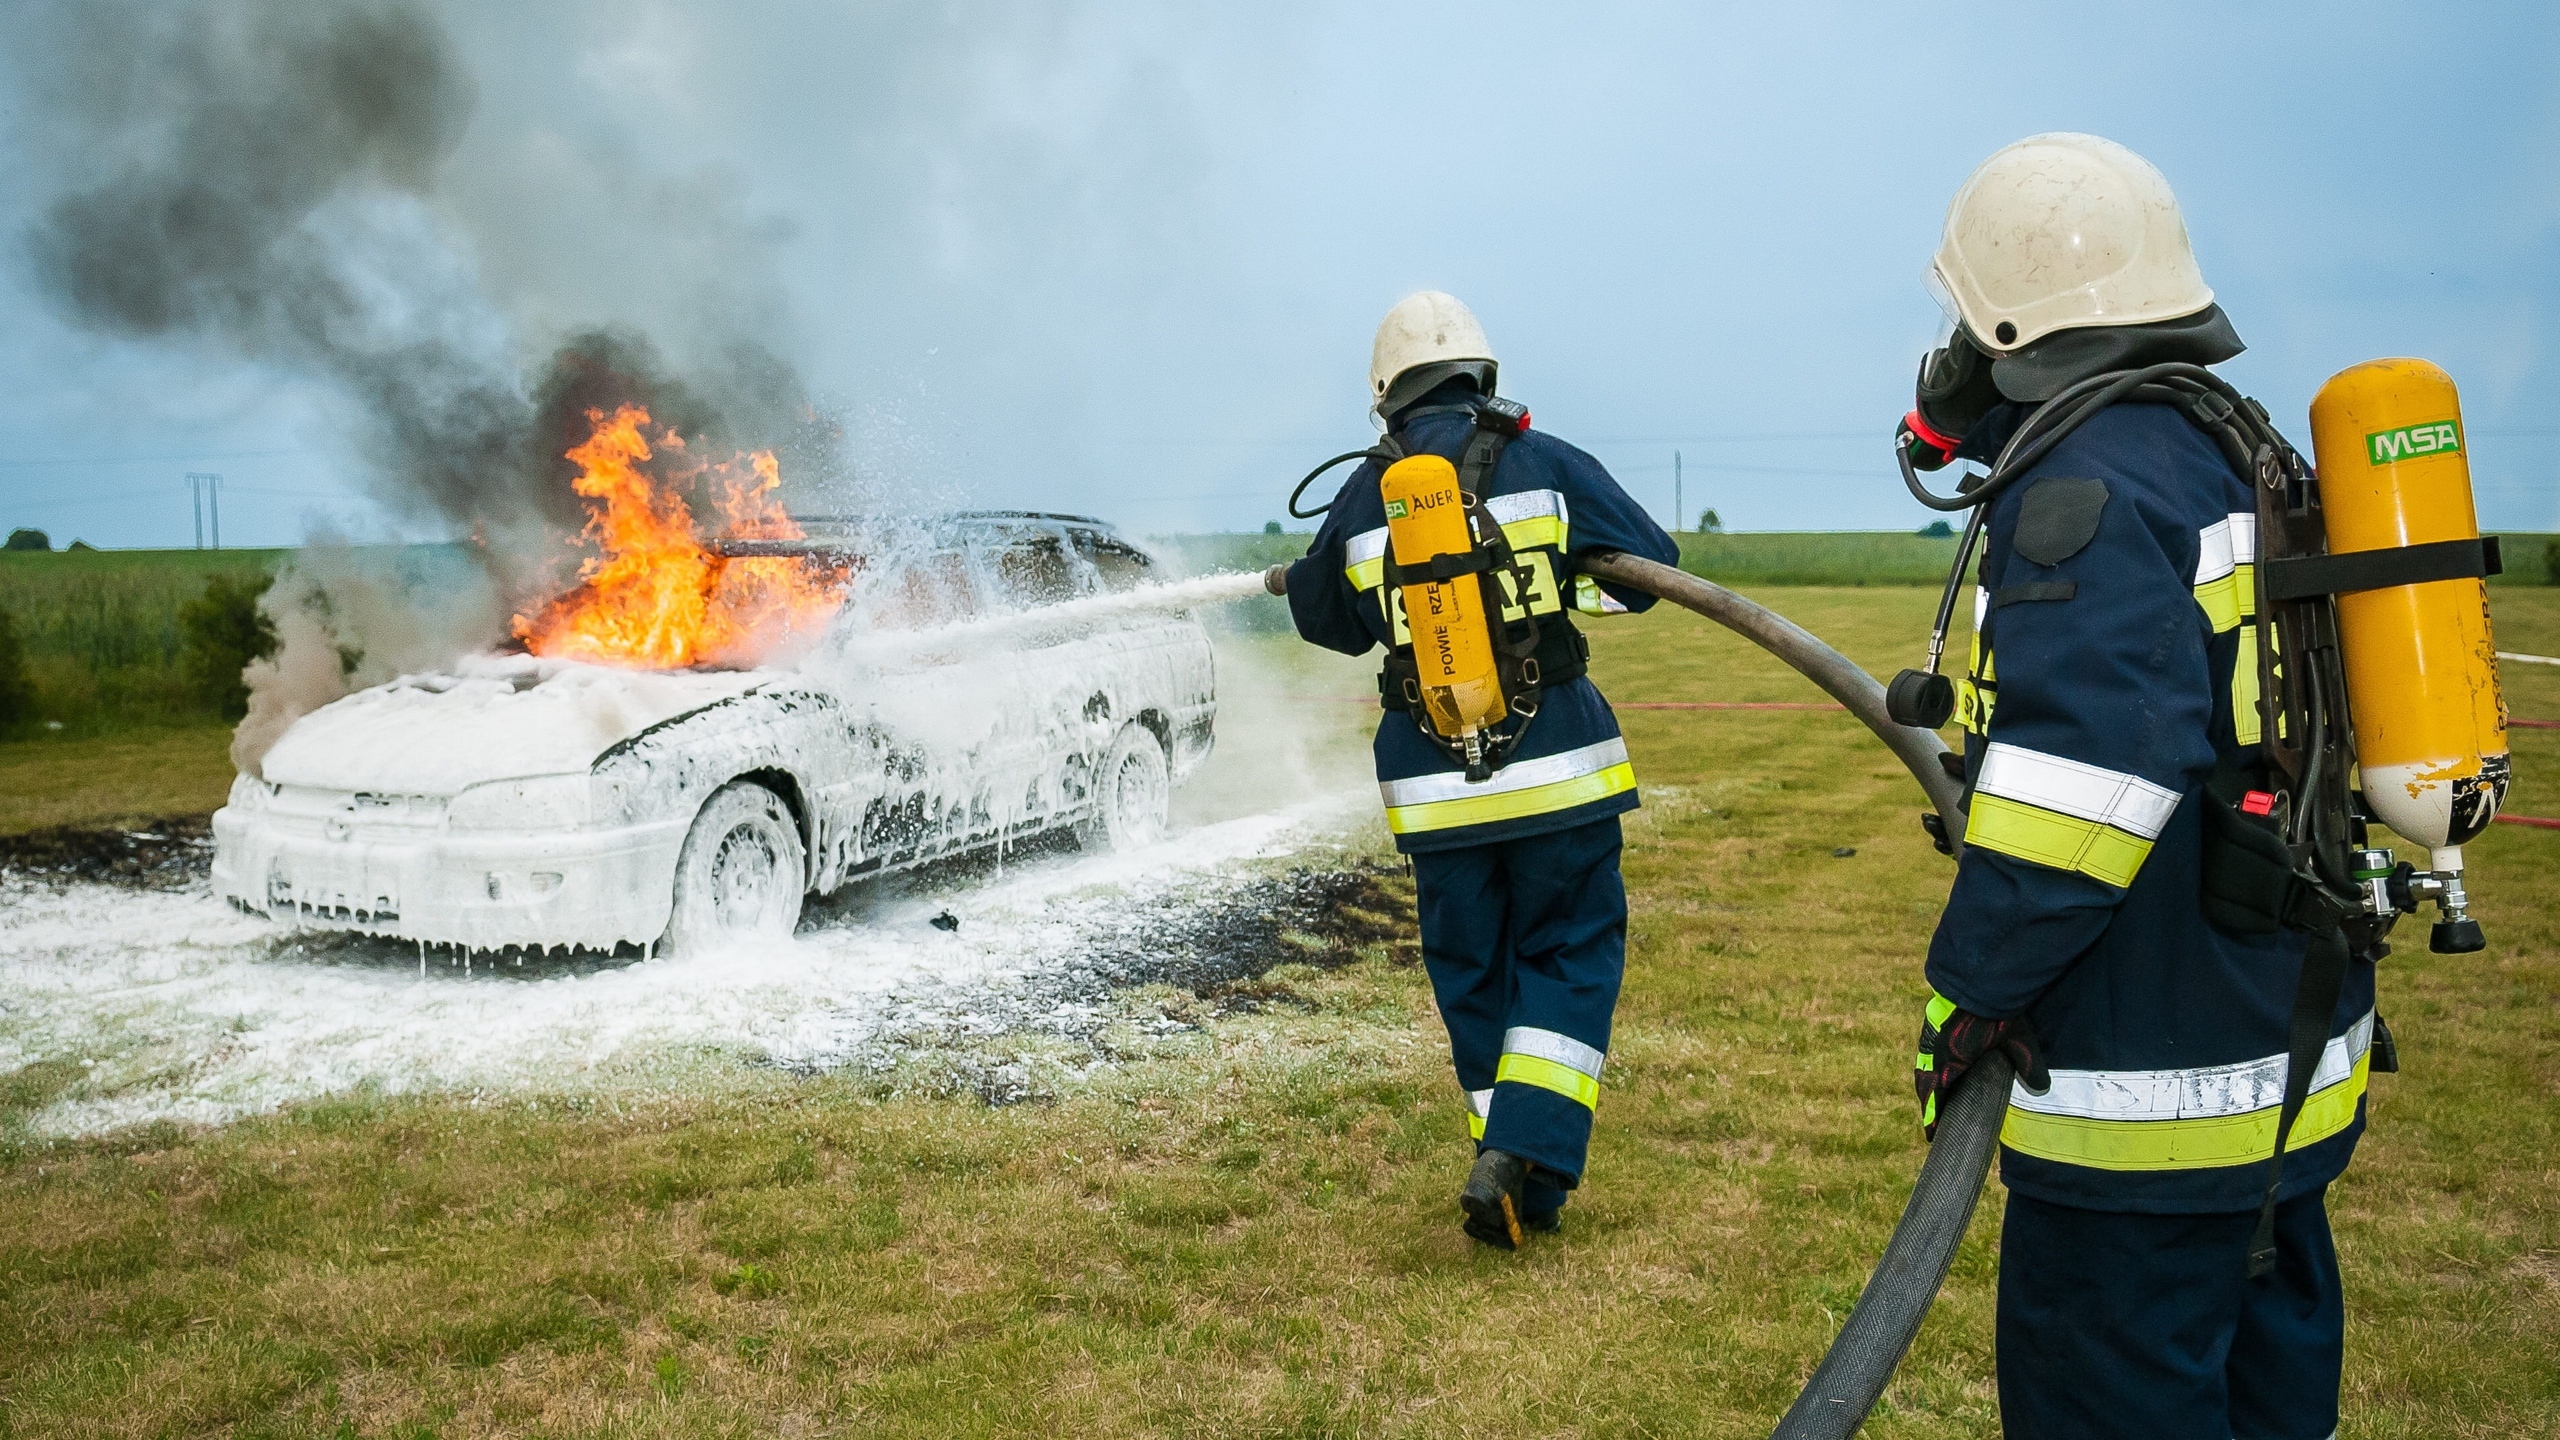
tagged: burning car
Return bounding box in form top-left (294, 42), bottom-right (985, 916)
top-left (211, 411), bottom-right (1215, 955)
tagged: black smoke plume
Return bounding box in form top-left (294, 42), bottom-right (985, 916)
top-left (15, 0), bottom-right (838, 588)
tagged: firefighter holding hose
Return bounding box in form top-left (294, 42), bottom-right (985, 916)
top-left (1901, 135), bottom-right (2380, 1440)
top-left (1266, 293), bottom-right (1678, 1248)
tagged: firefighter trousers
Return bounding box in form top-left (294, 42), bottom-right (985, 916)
top-left (1411, 816), bottom-right (1626, 1206)
top-left (1997, 1186), bottom-right (2344, 1440)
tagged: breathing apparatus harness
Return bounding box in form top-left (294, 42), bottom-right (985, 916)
top-left (1290, 395), bottom-right (1587, 780)
top-left (1889, 357), bottom-right (2429, 1276)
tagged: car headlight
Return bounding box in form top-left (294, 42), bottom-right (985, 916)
top-left (445, 774), bottom-right (595, 831)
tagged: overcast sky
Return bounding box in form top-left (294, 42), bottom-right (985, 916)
top-left (4, 1), bottom-right (2556, 550)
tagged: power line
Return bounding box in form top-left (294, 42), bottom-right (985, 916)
top-left (0, 446), bottom-right (316, 468)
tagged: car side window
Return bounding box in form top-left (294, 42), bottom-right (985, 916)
top-left (1072, 535), bottom-right (1153, 593)
top-left (872, 549), bottom-right (980, 628)
top-left (992, 535), bottom-right (1079, 606)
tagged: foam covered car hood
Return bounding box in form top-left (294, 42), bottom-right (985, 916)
top-left (256, 654), bottom-right (770, 796)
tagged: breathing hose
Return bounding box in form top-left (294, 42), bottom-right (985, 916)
top-left (1575, 551), bottom-right (2006, 1439)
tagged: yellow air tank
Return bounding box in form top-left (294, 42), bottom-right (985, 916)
top-left (2306, 358), bottom-right (2510, 897)
top-left (1381, 454), bottom-right (1505, 750)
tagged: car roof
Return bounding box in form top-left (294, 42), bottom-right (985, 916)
top-left (789, 510), bottom-right (1151, 559)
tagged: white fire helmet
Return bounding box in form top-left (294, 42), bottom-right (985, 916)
top-left (1369, 291), bottom-right (1497, 416)
top-left (1930, 133), bottom-right (2215, 355)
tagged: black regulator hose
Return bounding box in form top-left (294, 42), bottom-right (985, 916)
top-left (1573, 551), bottom-right (2002, 1438)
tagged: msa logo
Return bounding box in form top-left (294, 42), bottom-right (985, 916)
top-left (1383, 498), bottom-right (1410, 520)
top-left (2367, 419), bottom-right (2462, 466)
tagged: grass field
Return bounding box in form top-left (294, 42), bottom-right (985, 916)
top-left (1163, 528), bottom-right (2560, 589)
top-left (0, 723), bottom-right (241, 833)
top-left (2, 531), bottom-right (2550, 736)
top-left (1, 584), bottom-right (2553, 1437)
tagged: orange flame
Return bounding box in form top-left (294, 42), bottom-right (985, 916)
top-left (512, 404), bottom-right (845, 669)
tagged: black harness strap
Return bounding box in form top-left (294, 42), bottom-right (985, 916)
top-left (2261, 534), bottom-right (2502, 603)
top-left (1988, 580), bottom-right (2078, 608)
top-left (1380, 549), bottom-right (1498, 586)
top-left (1373, 397), bottom-right (1567, 778)
top-left (2248, 912), bottom-right (2352, 1278)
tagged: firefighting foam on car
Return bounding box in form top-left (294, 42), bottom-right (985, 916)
top-left (210, 404), bottom-right (1265, 958)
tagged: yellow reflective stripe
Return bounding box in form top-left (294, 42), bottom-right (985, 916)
top-left (2194, 565), bottom-right (2253, 634)
top-left (1498, 514), bottom-right (1567, 554)
top-left (2234, 625), bottom-right (2262, 746)
top-left (1497, 1053), bottom-right (1600, 1110)
top-left (1386, 762), bottom-right (1636, 835)
top-left (1572, 572), bottom-right (1630, 617)
top-left (1954, 677), bottom-right (1994, 736)
top-left (1345, 528), bottom-right (1389, 591)
top-left (1467, 1112), bottom-right (1487, 1139)
top-left (2001, 1055), bottom-right (2369, 1171)
top-left (1966, 792), bottom-right (2154, 888)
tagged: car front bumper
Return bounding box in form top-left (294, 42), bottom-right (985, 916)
top-left (211, 805), bottom-right (691, 952)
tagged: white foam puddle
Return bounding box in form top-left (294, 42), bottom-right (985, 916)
top-left (0, 794), bottom-right (1367, 1138)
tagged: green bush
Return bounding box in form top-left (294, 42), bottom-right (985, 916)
top-left (179, 572), bottom-right (279, 720)
top-left (0, 605), bottom-right (31, 730)
top-left (5, 528), bottom-right (50, 552)
top-left (2546, 537), bottom-right (2558, 587)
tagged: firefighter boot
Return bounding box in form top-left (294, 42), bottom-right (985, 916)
top-left (1461, 1149), bottom-right (1532, 1250)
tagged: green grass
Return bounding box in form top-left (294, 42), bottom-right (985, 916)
top-left (0, 723), bottom-right (240, 834)
top-left (0, 543), bottom-right (493, 735)
top-left (0, 587), bottom-right (2551, 1436)
top-left (0, 548), bottom-right (285, 730)
top-left (1161, 529), bottom-right (2560, 590)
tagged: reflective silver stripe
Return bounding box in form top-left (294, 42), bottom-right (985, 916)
top-left (2011, 1012), bottom-right (2374, 1120)
top-left (1501, 1026), bottom-right (1605, 1080)
top-left (1976, 742), bottom-right (2180, 840)
top-left (1467, 1087), bottom-right (1494, 1119)
top-left (1344, 526), bottom-right (1390, 590)
top-left (1378, 737), bottom-right (1630, 810)
top-left (1344, 489), bottom-right (1569, 593)
top-left (2194, 512), bottom-right (2258, 585)
top-left (1483, 488), bottom-right (1567, 528)
top-left (1973, 583), bottom-right (1989, 629)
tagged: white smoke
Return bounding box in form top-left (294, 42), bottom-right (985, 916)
top-left (231, 538), bottom-right (504, 777)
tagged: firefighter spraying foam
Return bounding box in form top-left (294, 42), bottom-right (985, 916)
top-left (1805, 132), bottom-right (2515, 1440)
top-left (1265, 292), bottom-right (1680, 1248)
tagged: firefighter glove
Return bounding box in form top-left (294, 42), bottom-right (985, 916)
top-left (1914, 992), bottom-right (2049, 1140)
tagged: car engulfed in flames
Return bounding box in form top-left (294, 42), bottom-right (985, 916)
top-left (211, 409), bottom-right (1215, 955)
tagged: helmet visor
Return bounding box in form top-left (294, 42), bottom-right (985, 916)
top-left (1923, 264), bottom-right (1966, 342)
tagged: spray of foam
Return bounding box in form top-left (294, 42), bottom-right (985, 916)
top-left (832, 571), bottom-right (1270, 667)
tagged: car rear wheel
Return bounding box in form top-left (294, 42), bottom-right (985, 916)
top-left (1075, 723), bottom-right (1170, 851)
top-left (666, 781), bottom-right (805, 956)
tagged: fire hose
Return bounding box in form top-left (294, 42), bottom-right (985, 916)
top-left (1270, 550), bottom-right (2006, 1437)
top-left (1575, 551), bottom-right (2004, 1440)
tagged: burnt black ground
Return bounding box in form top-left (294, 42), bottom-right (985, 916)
top-left (0, 815), bottom-right (214, 890)
top-left (784, 860), bottom-right (1421, 1102)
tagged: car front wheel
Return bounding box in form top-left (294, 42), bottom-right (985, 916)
top-left (665, 781), bottom-right (806, 956)
top-left (1075, 724), bottom-right (1170, 852)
